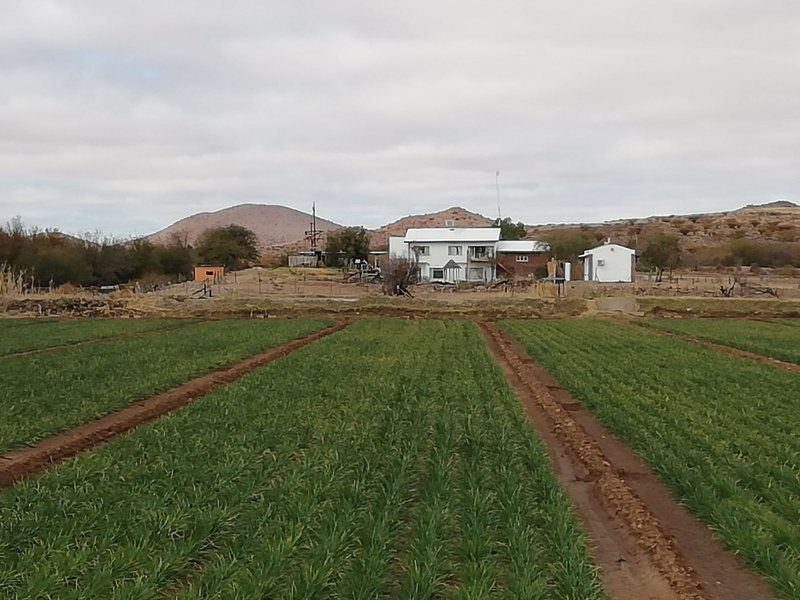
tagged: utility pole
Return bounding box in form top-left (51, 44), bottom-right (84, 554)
top-left (304, 202), bottom-right (324, 262)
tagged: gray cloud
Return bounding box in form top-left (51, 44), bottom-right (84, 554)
top-left (1, 0), bottom-right (798, 235)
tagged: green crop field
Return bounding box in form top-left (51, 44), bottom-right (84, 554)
top-left (0, 318), bottom-right (56, 329)
top-left (502, 319), bottom-right (800, 599)
top-left (769, 318), bottom-right (800, 328)
top-left (0, 319), bottom-right (330, 452)
top-left (644, 318), bottom-right (800, 364)
top-left (0, 320), bottom-right (602, 599)
top-left (0, 318), bottom-right (190, 356)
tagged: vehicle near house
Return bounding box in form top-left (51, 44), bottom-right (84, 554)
top-left (389, 227), bottom-right (501, 283)
top-left (495, 240), bottom-right (551, 278)
top-left (578, 241), bottom-right (636, 282)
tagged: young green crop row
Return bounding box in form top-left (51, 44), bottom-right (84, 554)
top-left (501, 319), bottom-right (800, 599)
top-left (0, 318), bottom-right (190, 356)
top-left (770, 318), bottom-right (800, 328)
top-left (0, 320), bottom-right (603, 599)
top-left (644, 318), bottom-right (800, 364)
top-left (0, 319), bottom-right (330, 453)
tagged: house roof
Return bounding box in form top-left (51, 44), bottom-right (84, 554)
top-left (579, 242), bottom-right (635, 258)
top-left (496, 240), bottom-right (550, 253)
top-left (404, 227), bottom-right (501, 243)
top-left (442, 259), bottom-right (461, 269)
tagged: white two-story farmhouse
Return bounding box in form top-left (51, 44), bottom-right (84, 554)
top-left (388, 227), bottom-right (501, 283)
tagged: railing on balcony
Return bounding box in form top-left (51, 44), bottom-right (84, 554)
top-left (468, 246), bottom-right (494, 261)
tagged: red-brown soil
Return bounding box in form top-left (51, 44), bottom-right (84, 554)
top-left (642, 326), bottom-right (800, 373)
top-left (0, 321), bottom-right (348, 487)
top-left (478, 321), bottom-right (775, 600)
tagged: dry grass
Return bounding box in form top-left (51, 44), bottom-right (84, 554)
top-left (638, 296), bottom-right (800, 318)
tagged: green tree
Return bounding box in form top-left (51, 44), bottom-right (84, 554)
top-left (639, 232), bottom-right (682, 281)
top-left (195, 225), bottom-right (259, 270)
top-left (493, 217), bottom-right (526, 240)
top-left (155, 234), bottom-right (195, 280)
top-left (542, 229), bottom-right (598, 261)
top-left (324, 227), bottom-right (370, 266)
top-left (130, 239), bottom-right (160, 278)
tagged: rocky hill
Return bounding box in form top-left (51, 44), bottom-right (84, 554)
top-left (526, 201), bottom-right (800, 266)
top-left (527, 202), bottom-right (799, 246)
top-left (147, 204), bottom-right (342, 249)
top-left (147, 200), bottom-right (798, 267)
top-left (369, 207), bottom-right (494, 249)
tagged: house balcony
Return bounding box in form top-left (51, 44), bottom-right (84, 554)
top-left (468, 250), bottom-right (494, 262)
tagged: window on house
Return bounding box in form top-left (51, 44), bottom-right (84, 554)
top-left (432, 268), bottom-right (445, 279)
top-left (412, 245), bottom-right (430, 256)
top-left (469, 246), bottom-right (491, 258)
top-left (448, 245), bottom-right (462, 255)
top-left (468, 267), bottom-right (485, 281)
top-left (445, 219), bottom-right (455, 227)
top-left (516, 255), bottom-right (529, 263)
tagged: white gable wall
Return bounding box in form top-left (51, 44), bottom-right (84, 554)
top-left (388, 236), bottom-right (407, 258)
top-left (581, 244), bottom-right (635, 282)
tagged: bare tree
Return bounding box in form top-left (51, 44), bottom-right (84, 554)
top-left (382, 258), bottom-right (418, 296)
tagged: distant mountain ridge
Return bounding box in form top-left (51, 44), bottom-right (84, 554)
top-left (147, 204), bottom-right (342, 249)
top-left (146, 201), bottom-right (798, 259)
top-left (524, 201), bottom-right (800, 262)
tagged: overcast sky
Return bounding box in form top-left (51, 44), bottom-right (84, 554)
top-left (1, 1), bottom-right (798, 236)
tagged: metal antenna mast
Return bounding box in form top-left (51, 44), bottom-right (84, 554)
top-left (304, 202), bottom-right (323, 254)
top-left (495, 170), bottom-right (502, 220)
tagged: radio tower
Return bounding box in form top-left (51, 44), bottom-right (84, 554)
top-left (304, 203), bottom-right (323, 258)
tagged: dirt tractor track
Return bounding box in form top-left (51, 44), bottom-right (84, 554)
top-left (0, 315), bottom-right (786, 600)
top-left (0, 320), bottom-right (349, 487)
top-left (477, 320), bottom-right (775, 600)
top-left (640, 325), bottom-right (800, 373)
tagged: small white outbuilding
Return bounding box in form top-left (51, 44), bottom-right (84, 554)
top-left (579, 241), bottom-right (636, 283)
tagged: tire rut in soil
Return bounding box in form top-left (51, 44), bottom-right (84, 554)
top-left (0, 321), bottom-right (349, 487)
top-left (637, 325), bottom-right (800, 373)
top-left (477, 320), bottom-right (776, 600)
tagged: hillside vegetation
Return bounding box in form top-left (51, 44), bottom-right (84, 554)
top-left (529, 202), bottom-right (800, 269)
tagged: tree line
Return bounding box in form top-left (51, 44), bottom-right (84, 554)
top-left (5, 214), bottom-right (795, 289)
top-left (0, 219), bottom-right (260, 288)
top-left (540, 228), bottom-right (800, 280)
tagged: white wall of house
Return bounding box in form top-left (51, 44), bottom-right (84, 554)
top-left (580, 243), bottom-right (635, 282)
top-left (388, 236), bottom-right (406, 258)
top-left (389, 229), bottom-right (499, 283)
top-left (411, 241), bottom-right (496, 282)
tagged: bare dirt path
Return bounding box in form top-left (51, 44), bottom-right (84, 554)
top-left (639, 325), bottom-right (799, 373)
top-left (0, 321), bottom-right (348, 487)
top-left (0, 319), bottom-right (201, 361)
top-left (477, 321), bottom-right (775, 600)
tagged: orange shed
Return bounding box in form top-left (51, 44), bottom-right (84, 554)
top-left (193, 265), bottom-right (225, 284)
